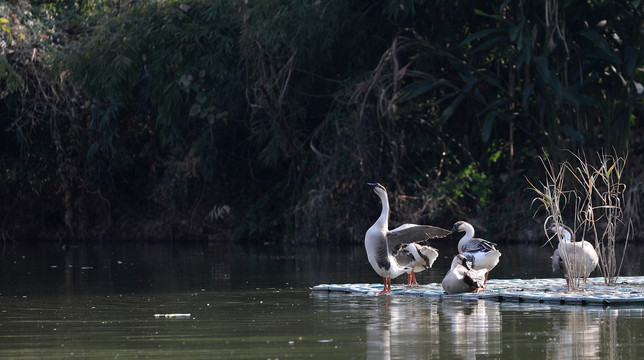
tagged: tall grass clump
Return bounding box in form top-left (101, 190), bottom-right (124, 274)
top-left (527, 156), bottom-right (585, 291)
top-left (529, 151), bottom-right (631, 289)
top-left (567, 151), bottom-right (632, 285)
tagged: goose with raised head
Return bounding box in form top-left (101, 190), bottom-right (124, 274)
top-left (549, 224), bottom-right (598, 291)
top-left (441, 254), bottom-right (486, 294)
top-left (365, 183), bottom-right (451, 294)
top-left (393, 242), bottom-right (439, 285)
top-left (451, 221), bottom-right (501, 284)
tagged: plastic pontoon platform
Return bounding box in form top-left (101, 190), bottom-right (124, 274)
top-left (312, 276), bottom-right (644, 306)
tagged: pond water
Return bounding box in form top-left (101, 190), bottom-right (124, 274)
top-left (1, 239), bottom-right (643, 359)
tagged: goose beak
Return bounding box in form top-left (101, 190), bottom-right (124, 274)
top-left (367, 182), bottom-right (386, 193)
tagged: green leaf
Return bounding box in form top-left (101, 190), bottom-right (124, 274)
top-left (533, 56), bottom-right (550, 83)
top-left (499, 0), bottom-right (512, 12)
top-left (509, 22), bottom-right (521, 42)
top-left (559, 89), bottom-right (580, 107)
top-left (196, 92), bottom-right (207, 104)
top-left (439, 94), bottom-right (465, 124)
top-left (189, 103), bottom-right (201, 117)
top-left (473, 9), bottom-right (506, 22)
top-left (397, 80), bottom-right (439, 102)
top-left (522, 83), bottom-right (536, 106)
top-left (579, 29), bottom-right (621, 65)
top-left (483, 112), bottom-right (497, 142)
top-left (461, 28), bottom-right (505, 47)
top-left (624, 45), bottom-right (636, 77)
top-left (560, 125), bottom-right (584, 142)
top-left (471, 36), bottom-right (506, 54)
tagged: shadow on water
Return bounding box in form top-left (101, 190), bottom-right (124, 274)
top-left (0, 240), bottom-right (643, 359)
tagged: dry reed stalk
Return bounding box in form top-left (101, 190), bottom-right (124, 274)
top-left (567, 151), bottom-right (630, 285)
top-left (527, 156), bottom-right (585, 291)
top-left (530, 151), bottom-right (631, 289)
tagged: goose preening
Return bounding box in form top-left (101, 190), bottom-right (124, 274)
top-left (451, 221), bottom-right (501, 284)
top-left (441, 254), bottom-right (487, 294)
top-left (393, 242), bottom-right (439, 285)
top-left (365, 183), bottom-right (451, 294)
top-left (549, 224), bottom-right (599, 291)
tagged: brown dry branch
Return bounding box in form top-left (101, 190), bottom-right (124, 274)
top-left (348, 35), bottom-right (415, 123)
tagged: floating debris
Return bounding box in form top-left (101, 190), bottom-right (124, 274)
top-left (312, 276), bottom-right (644, 306)
top-left (153, 313), bottom-right (191, 318)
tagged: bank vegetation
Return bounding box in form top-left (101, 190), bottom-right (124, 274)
top-left (1, 0), bottom-right (642, 244)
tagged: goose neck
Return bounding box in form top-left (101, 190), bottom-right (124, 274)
top-left (462, 223), bottom-right (475, 238)
top-left (407, 244), bottom-right (421, 260)
top-left (557, 225), bottom-right (573, 243)
top-left (376, 191), bottom-right (390, 229)
top-left (559, 231), bottom-right (572, 243)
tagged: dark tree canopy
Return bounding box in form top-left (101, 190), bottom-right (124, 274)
top-left (1, 0), bottom-right (643, 244)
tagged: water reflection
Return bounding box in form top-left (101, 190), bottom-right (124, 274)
top-left (354, 295), bottom-right (503, 360)
top-left (364, 296), bottom-right (440, 360)
top-left (547, 307), bottom-right (602, 359)
top-left (1, 241), bottom-right (644, 359)
top-left (499, 303), bottom-right (644, 360)
top-left (441, 300), bottom-right (501, 359)
top-left (544, 306), bottom-right (644, 360)
top-left (313, 291), bottom-right (644, 360)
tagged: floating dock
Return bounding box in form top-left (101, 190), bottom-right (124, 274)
top-left (312, 276), bottom-right (644, 306)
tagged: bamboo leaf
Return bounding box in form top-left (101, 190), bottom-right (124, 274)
top-left (560, 125), bottom-right (584, 142)
top-left (579, 29), bottom-right (622, 65)
top-left (522, 83), bottom-right (536, 106)
top-left (397, 80), bottom-right (439, 102)
top-left (460, 28), bottom-right (505, 47)
top-left (439, 94), bottom-right (465, 124)
top-left (483, 112), bottom-right (497, 142)
top-left (189, 104), bottom-right (201, 117)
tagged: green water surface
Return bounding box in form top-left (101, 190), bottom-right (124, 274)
top-left (1, 241), bottom-right (643, 359)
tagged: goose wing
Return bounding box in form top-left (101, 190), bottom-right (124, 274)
top-left (393, 247), bottom-right (415, 268)
top-left (460, 237), bottom-right (497, 253)
top-left (552, 248), bottom-right (563, 273)
top-left (386, 224), bottom-right (451, 249)
top-left (462, 252), bottom-right (476, 265)
top-left (463, 269), bottom-right (485, 289)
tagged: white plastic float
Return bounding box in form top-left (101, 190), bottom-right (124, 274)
top-left (312, 276), bottom-right (644, 306)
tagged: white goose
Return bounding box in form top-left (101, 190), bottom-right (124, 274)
top-left (393, 242), bottom-right (439, 285)
top-left (365, 183), bottom-right (451, 294)
top-left (441, 254), bottom-right (486, 294)
top-left (451, 221), bottom-right (501, 284)
top-left (550, 224), bottom-right (598, 291)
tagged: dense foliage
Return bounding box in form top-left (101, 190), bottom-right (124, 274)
top-left (1, 0), bottom-right (643, 244)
